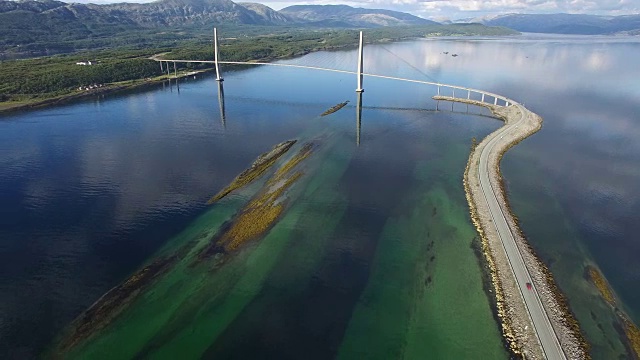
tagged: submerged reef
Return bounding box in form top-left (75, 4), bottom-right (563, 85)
top-left (587, 265), bottom-right (640, 358)
top-left (52, 140), bottom-right (316, 357)
top-left (48, 139), bottom-right (320, 359)
top-left (271, 142), bottom-right (314, 182)
top-left (622, 317), bottom-right (640, 359)
top-left (53, 254), bottom-right (180, 355)
top-left (207, 140), bottom-right (297, 204)
top-left (197, 141), bottom-right (317, 262)
top-left (320, 101), bottom-right (349, 117)
top-left (586, 265), bottom-right (615, 306)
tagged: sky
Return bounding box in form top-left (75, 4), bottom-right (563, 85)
top-left (66, 0), bottom-right (640, 21)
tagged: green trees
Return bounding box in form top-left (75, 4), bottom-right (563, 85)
top-left (0, 53), bottom-right (161, 100)
top-left (0, 24), bottom-right (518, 104)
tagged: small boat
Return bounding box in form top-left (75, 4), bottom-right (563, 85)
top-left (321, 101), bottom-right (349, 117)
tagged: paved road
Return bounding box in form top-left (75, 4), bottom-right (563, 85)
top-left (477, 104), bottom-right (566, 360)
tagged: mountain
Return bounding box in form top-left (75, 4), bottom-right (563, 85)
top-left (238, 2), bottom-right (291, 24)
top-left (0, 0), bottom-right (275, 29)
top-left (102, 0), bottom-right (270, 26)
top-left (279, 5), bottom-right (438, 27)
top-left (0, 0), bottom-right (446, 57)
top-left (0, 0), bottom-right (436, 29)
top-left (0, 0), bottom-right (287, 57)
top-left (476, 13), bottom-right (640, 35)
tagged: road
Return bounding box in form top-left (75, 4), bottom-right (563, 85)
top-left (477, 104), bottom-right (566, 360)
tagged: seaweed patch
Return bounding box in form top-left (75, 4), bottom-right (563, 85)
top-left (197, 141), bottom-right (317, 262)
top-left (587, 265), bottom-right (640, 358)
top-left (54, 254), bottom-right (180, 354)
top-left (321, 101), bottom-right (349, 117)
top-left (207, 140), bottom-right (297, 204)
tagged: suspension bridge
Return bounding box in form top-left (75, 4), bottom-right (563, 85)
top-left (154, 28), bottom-right (576, 360)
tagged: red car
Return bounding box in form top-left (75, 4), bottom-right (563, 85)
top-left (526, 282), bottom-right (533, 290)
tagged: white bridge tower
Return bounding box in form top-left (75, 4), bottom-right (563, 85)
top-left (356, 31), bottom-right (364, 93)
top-left (214, 28), bottom-right (223, 82)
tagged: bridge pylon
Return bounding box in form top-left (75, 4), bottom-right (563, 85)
top-left (356, 31), bottom-right (364, 93)
top-left (214, 27), bottom-right (223, 82)
top-left (217, 80), bottom-right (226, 127)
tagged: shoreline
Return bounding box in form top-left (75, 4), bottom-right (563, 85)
top-left (0, 69), bottom-right (213, 115)
top-left (0, 41), bottom-right (359, 115)
top-left (434, 96), bottom-right (589, 359)
top-left (1, 30), bottom-right (520, 116)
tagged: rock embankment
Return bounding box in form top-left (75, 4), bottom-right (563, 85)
top-left (434, 95), bottom-right (589, 359)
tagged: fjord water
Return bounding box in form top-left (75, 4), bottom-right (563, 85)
top-left (411, 34), bottom-right (640, 358)
top-left (0, 35), bottom-right (638, 359)
top-left (0, 47), bottom-right (505, 358)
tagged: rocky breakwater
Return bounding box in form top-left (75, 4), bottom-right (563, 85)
top-left (434, 95), bottom-right (589, 359)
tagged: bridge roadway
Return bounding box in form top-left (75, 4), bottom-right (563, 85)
top-left (478, 103), bottom-right (566, 360)
top-left (157, 58), bottom-right (567, 358)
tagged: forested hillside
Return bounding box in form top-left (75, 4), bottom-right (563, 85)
top-left (0, 24), bottom-right (518, 108)
top-left (0, 0), bottom-right (454, 59)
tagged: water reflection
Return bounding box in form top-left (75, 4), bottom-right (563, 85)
top-left (360, 36), bottom-right (640, 98)
top-left (217, 81), bottom-right (226, 127)
top-left (356, 92), bottom-right (362, 146)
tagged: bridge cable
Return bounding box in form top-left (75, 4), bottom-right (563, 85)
top-left (378, 45), bottom-right (440, 84)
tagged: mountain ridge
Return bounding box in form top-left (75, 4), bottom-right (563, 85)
top-left (456, 12), bottom-right (640, 34)
top-left (279, 4), bottom-right (437, 27)
top-left (238, 2), bottom-right (291, 24)
top-left (0, 0), bottom-right (450, 57)
top-left (0, 0), bottom-right (437, 28)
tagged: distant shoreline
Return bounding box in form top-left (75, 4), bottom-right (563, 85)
top-left (0, 69), bottom-right (213, 115)
top-left (0, 28), bottom-right (519, 115)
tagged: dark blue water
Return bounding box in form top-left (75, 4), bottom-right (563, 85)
top-left (0, 75), bottom-right (310, 358)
